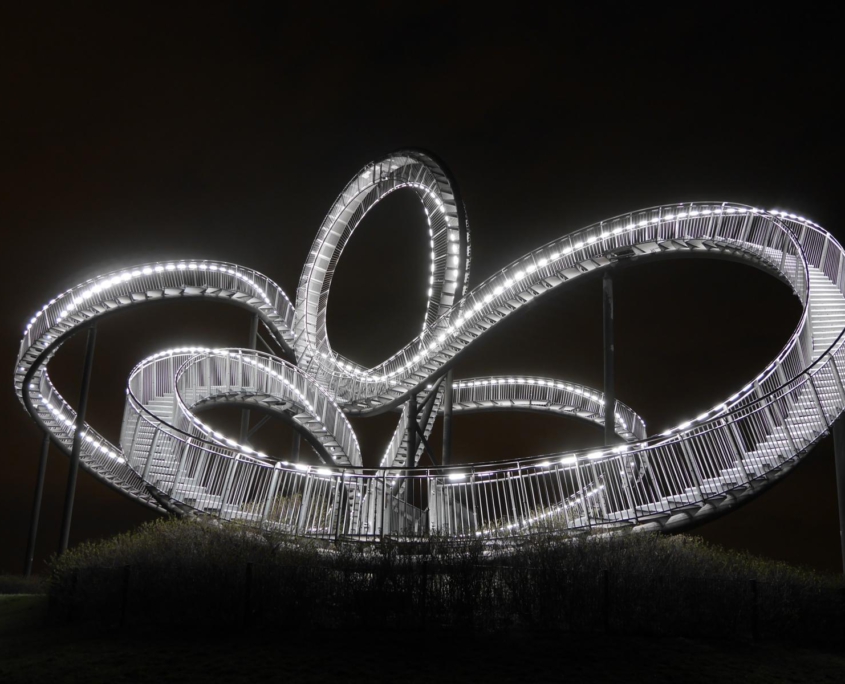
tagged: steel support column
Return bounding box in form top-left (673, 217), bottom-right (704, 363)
top-left (833, 415), bottom-right (845, 573)
top-left (291, 431), bottom-right (301, 463)
top-left (442, 369), bottom-right (454, 466)
top-left (59, 323), bottom-right (97, 555)
top-left (239, 313), bottom-right (260, 444)
top-left (405, 393), bottom-right (418, 534)
top-left (603, 270), bottom-right (615, 446)
top-left (24, 433), bottom-right (50, 576)
top-left (406, 392), bottom-right (419, 468)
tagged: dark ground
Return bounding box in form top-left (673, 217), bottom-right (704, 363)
top-left (2, 595), bottom-right (845, 684)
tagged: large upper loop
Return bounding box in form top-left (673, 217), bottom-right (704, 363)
top-left (294, 149), bottom-right (470, 381)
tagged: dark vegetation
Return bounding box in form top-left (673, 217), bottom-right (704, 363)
top-left (44, 518), bottom-right (845, 646)
top-left (0, 573), bottom-right (43, 595)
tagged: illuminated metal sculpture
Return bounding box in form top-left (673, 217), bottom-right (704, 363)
top-left (15, 150), bottom-right (845, 549)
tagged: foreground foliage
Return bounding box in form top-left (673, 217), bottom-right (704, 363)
top-left (48, 518), bottom-right (845, 645)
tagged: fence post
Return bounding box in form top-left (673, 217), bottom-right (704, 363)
top-left (841, 588), bottom-right (845, 646)
top-left (602, 569), bottom-right (610, 634)
top-left (243, 561), bottom-right (254, 628)
top-left (119, 565), bottom-right (131, 628)
top-left (68, 569), bottom-right (79, 625)
top-left (422, 561), bottom-right (428, 628)
top-left (749, 579), bottom-right (759, 640)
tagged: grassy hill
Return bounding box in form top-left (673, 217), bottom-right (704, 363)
top-left (2, 518), bottom-right (845, 682)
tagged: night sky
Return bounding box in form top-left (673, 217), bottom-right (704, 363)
top-left (1, 4), bottom-right (841, 574)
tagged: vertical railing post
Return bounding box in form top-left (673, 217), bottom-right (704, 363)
top-left (829, 356), bottom-right (845, 409)
top-left (469, 467), bottom-right (478, 535)
top-left (380, 471), bottom-right (388, 538)
top-left (678, 437), bottom-right (705, 501)
top-left (59, 323), bottom-right (97, 555)
top-left (820, 236), bottom-right (830, 271)
top-left (334, 472), bottom-right (346, 541)
top-left (24, 433), bottom-right (50, 576)
top-left (261, 464), bottom-right (281, 525)
top-left (297, 472), bottom-right (313, 535)
top-left (141, 430), bottom-right (160, 481)
top-left (219, 455), bottom-right (241, 520)
top-left (724, 419), bottom-right (752, 484)
top-left (809, 375), bottom-right (831, 429)
top-left (572, 457), bottom-right (592, 529)
top-left (169, 440), bottom-right (191, 496)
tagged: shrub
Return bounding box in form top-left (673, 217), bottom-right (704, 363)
top-left (47, 518), bottom-right (845, 645)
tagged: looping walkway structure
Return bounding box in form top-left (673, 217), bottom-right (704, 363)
top-left (15, 149), bottom-right (845, 543)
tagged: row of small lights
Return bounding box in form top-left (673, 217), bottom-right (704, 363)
top-left (329, 206), bottom-right (823, 439)
top-left (129, 348), bottom-right (275, 469)
top-left (443, 444), bottom-right (633, 483)
top-left (468, 484), bottom-right (606, 536)
top-left (317, 160), bottom-right (441, 346)
top-left (38, 392), bottom-right (126, 463)
top-left (320, 204), bottom-right (773, 387)
top-left (326, 205), bottom-right (804, 460)
top-left (136, 348), bottom-right (360, 467)
top-left (311, 169), bottom-right (460, 380)
top-left (24, 262), bottom-right (291, 338)
top-left (652, 206), bottom-right (820, 437)
top-left (453, 377), bottom-right (630, 425)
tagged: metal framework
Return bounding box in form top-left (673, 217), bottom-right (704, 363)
top-left (14, 149), bottom-right (845, 546)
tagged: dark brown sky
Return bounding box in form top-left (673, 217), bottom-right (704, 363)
top-left (1, 3), bottom-right (841, 574)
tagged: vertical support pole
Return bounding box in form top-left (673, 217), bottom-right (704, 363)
top-left (261, 464), bottom-right (281, 525)
top-left (833, 415), bottom-right (845, 574)
top-left (380, 470), bottom-right (388, 538)
top-left (25, 433), bottom-right (50, 576)
top-left (407, 392), bottom-right (419, 469)
top-left (603, 270), bottom-right (615, 446)
top-left (405, 393), bottom-right (418, 535)
top-left (297, 472), bottom-right (313, 534)
top-left (334, 472), bottom-right (346, 541)
top-left (59, 324), bottom-right (97, 555)
top-left (291, 431), bottom-right (301, 464)
top-left (442, 369), bottom-right (454, 466)
top-left (219, 455), bottom-right (240, 520)
top-left (239, 314), bottom-right (259, 444)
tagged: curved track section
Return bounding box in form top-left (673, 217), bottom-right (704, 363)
top-left (294, 150), bottom-right (471, 377)
top-left (446, 376), bottom-right (647, 442)
top-left (14, 148), bottom-right (845, 542)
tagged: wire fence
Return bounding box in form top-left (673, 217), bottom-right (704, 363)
top-left (49, 562), bottom-right (845, 646)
